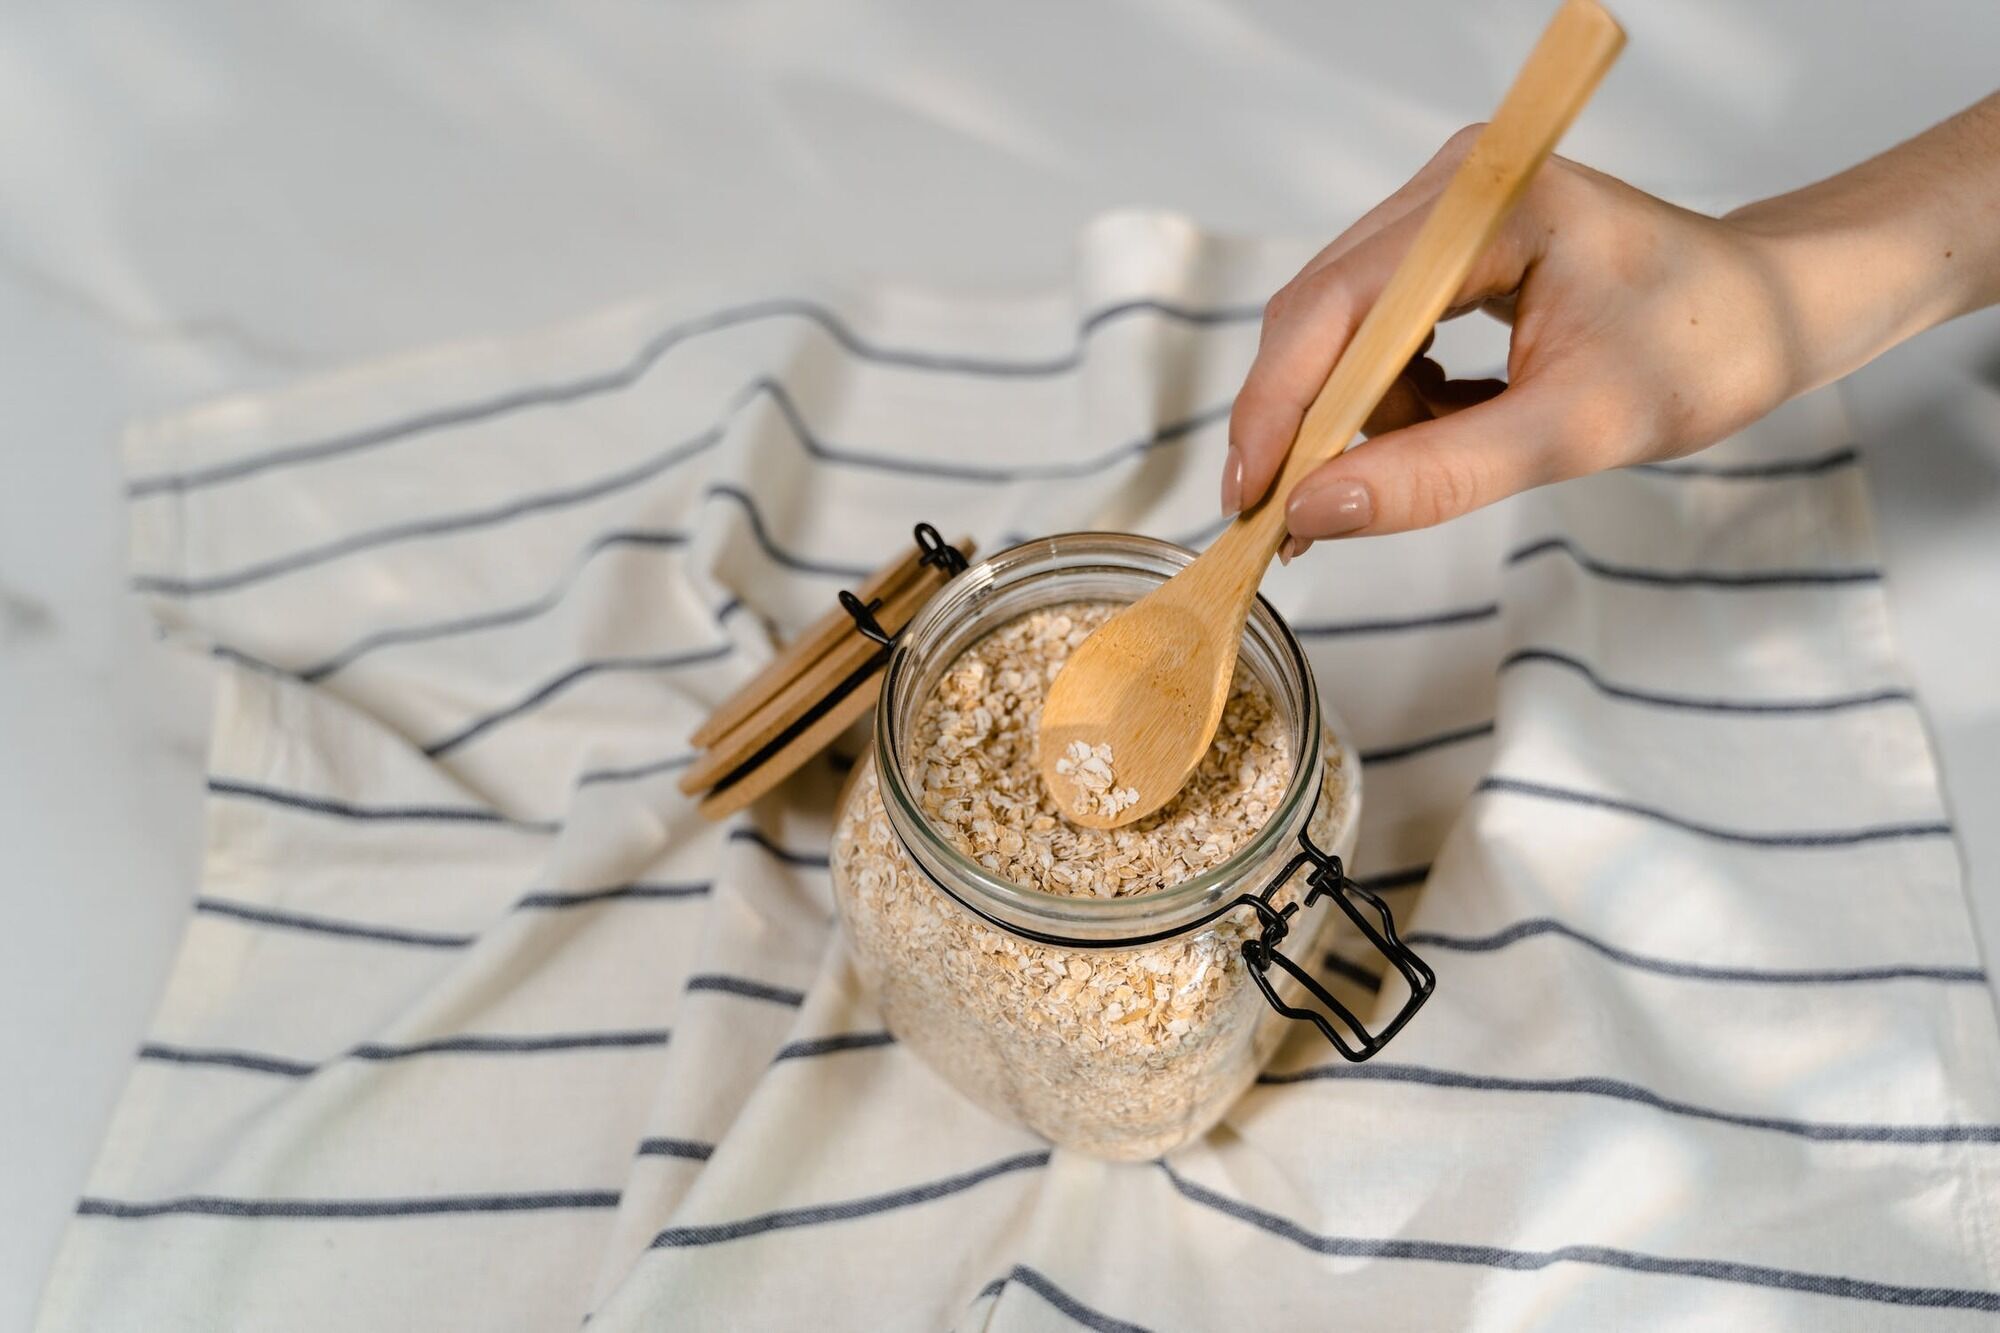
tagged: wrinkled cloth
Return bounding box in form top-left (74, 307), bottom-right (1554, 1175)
top-left (37, 214), bottom-right (2000, 1331)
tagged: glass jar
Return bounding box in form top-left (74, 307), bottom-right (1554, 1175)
top-left (830, 533), bottom-right (1431, 1160)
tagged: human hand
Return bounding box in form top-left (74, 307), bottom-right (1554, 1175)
top-left (1226, 99), bottom-right (2000, 558)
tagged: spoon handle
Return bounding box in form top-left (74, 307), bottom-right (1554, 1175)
top-left (1241, 0), bottom-right (1624, 552)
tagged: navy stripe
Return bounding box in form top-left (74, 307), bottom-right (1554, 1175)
top-left (1507, 536), bottom-right (1880, 588)
top-left (765, 382), bottom-right (1229, 483)
top-left (138, 1030), bottom-right (671, 1077)
top-left (1292, 602), bottom-right (1499, 637)
top-left (1160, 1164), bottom-right (1999, 1311)
top-left (728, 827), bottom-right (831, 868)
top-left (773, 1032), bottom-right (897, 1061)
top-left (352, 1030), bottom-right (670, 1059)
top-left (685, 975), bottom-right (807, 1007)
top-left (79, 1190), bottom-right (622, 1219)
top-left (193, 897), bottom-right (475, 949)
top-left (1408, 917), bottom-right (1986, 985)
top-left (132, 415), bottom-right (728, 598)
top-left (1479, 776), bottom-right (1954, 848)
top-left (131, 379), bottom-right (1226, 598)
top-left (1501, 648), bottom-right (1913, 715)
top-left (1359, 720), bottom-right (1495, 766)
top-left (137, 1043), bottom-right (318, 1078)
top-left (1318, 955), bottom-right (1384, 993)
top-left (1631, 446), bottom-right (1859, 479)
top-left (650, 1150), bottom-right (1051, 1248)
top-left (210, 643), bottom-right (290, 677)
top-left (701, 481), bottom-right (874, 579)
top-left (207, 777), bottom-right (556, 832)
top-left (125, 297), bottom-right (1259, 498)
top-left (422, 642), bottom-right (732, 757)
top-left (299, 529), bottom-right (688, 681)
top-left (981, 1266), bottom-right (1155, 1333)
top-left (637, 1137), bottom-right (715, 1162)
top-left (577, 752), bottom-right (698, 787)
top-left (1357, 864), bottom-right (1430, 893)
top-left (1256, 1061), bottom-right (2000, 1144)
top-left (516, 881), bottom-right (711, 910)
top-left (199, 881), bottom-right (712, 945)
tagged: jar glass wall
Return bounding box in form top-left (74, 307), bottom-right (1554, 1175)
top-left (830, 534), bottom-right (1360, 1160)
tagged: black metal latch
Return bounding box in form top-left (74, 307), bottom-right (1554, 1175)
top-left (837, 522), bottom-right (968, 649)
top-left (1239, 830), bottom-right (1435, 1061)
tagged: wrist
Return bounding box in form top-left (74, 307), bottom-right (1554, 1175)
top-left (1722, 93), bottom-right (2000, 393)
top-left (1723, 197), bottom-right (1956, 398)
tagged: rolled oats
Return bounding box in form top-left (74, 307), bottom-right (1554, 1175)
top-left (911, 605), bottom-right (1293, 898)
top-left (832, 602), bottom-right (1355, 1159)
top-left (1053, 740), bottom-right (1140, 820)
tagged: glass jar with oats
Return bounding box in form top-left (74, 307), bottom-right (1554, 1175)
top-left (830, 533), bottom-right (1433, 1160)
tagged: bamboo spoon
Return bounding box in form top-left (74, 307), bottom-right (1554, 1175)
top-left (1037, 0), bottom-right (1624, 829)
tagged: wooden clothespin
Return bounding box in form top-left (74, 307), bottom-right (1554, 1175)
top-left (681, 525), bottom-right (974, 819)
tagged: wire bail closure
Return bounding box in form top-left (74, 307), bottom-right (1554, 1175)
top-left (913, 522), bottom-right (970, 578)
top-left (840, 524), bottom-right (967, 649)
top-left (1238, 829), bottom-right (1435, 1061)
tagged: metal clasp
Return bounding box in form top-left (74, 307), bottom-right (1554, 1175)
top-left (913, 521), bottom-right (969, 577)
top-left (1239, 830), bottom-right (1435, 1061)
top-left (838, 590), bottom-right (894, 647)
top-left (838, 524), bottom-right (970, 650)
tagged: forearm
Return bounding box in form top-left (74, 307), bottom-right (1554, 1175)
top-left (1729, 92), bottom-right (2000, 394)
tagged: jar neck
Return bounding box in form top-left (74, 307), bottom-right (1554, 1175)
top-left (874, 532), bottom-right (1325, 943)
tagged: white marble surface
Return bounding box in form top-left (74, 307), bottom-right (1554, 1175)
top-left (2, 4), bottom-right (1996, 1325)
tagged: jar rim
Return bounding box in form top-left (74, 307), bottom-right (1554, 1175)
top-left (873, 531), bottom-right (1353, 942)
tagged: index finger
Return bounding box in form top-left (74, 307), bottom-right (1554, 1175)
top-left (1227, 180), bottom-right (1548, 514)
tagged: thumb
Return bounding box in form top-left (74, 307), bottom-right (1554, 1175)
top-left (1284, 379), bottom-right (1573, 541)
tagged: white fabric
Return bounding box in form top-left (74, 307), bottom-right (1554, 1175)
top-left (35, 212), bottom-right (2000, 1331)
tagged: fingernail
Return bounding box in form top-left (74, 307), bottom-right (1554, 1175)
top-left (1221, 446), bottom-right (1244, 518)
top-left (1287, 477), bottom-right (1372, 537)
top-left (1278, 535), bottom-right (1303, 566)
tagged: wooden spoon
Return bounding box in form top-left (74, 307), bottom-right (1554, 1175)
top-left (1038, 0), bottom-right (1624, 829)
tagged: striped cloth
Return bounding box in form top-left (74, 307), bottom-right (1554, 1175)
top-left (37, 213), bottom-right (2000, 1331)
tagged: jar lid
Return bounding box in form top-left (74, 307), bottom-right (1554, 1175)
top-left (680, 525), bottom-right (972, 820)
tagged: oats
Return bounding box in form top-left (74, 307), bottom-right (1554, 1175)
top-left (902, 604), bottom-right (1295, 899)
top-left (830, 601), bottom-right (1354, 1160)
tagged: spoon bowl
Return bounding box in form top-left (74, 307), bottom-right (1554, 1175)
top-left (1038, 519), bottom-right (1273, 827)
